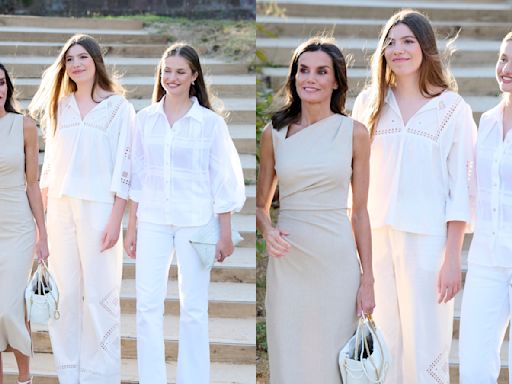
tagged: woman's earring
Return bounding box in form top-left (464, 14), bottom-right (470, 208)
top-left (192, 81), bottom-right (195, 86)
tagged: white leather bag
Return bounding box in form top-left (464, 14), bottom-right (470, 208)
top-left (25, 260), bottom-right (60, 325)
top-left (189, 216), bottom-right (243, 269)
top-left (338, 314), bottom-right (391, 384)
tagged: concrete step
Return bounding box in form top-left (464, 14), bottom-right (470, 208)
top-left (0, 15), bottom-right (143, 30)
top-left (0, 26), bottom-right (166, 44)
top-left (30, 314), bottom-right (255, 364)
top-left (257, 14), bottom-right (512, 40)
top-left (0, 56), bottom-right (249, 77)
top-left (13, 75), bottom-right (256, 99)
top-left (122, 245), bottom-right (256, 284)
top-left (2, 352), bottom-right (256, 384)
top-left (257, 37), bottom-right (502, 68)
top-left (449, 339), bottom-right (509, 383)
top-left (0, 41), bottom-right (168, 57)
top-left (120, 279), bottom-right (255, 318)
top-left (256, 0), bottom-right (512, 22)
top-left (262, 66), bottom-right (501, 97)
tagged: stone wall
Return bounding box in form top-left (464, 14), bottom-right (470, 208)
top-left (5, 0), bottom-right (255, 18)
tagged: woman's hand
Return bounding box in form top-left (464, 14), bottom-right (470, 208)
top-left (356, 276), bottom-right (375, 316)
top-left (35, 236), bottom-right (49, 262)
top-left (124, 226), bottom-right (137, 259)
top-left (215, 235), bottom-right (234, 263)
top-left (263, 227), bottom-right (290, 257)
top-left (437, 255), bottom-right (461, 303)
top-left (101, 216), bottom-right (122, 252)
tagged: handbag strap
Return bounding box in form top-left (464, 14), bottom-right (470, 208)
top-left (357, 314), bottom-right (389, 384)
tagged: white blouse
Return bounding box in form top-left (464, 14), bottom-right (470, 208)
top-left (352, 89), bottom-right (477, 235)
top-left (130, 96), bottom-right (245, 226)
top-left (41, 94), bottom-right (135, 203)
top-left (469, 101), bottom-right (512, 267)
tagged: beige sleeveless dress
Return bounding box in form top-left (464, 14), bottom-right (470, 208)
top-left (266, 114), bottom-right (361, 384)
top-left (0, 113), bottom-right (35, 356)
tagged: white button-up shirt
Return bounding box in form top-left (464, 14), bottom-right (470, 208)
top-left (352, 89), bottom-right (477, 235)
top-left (41, 94), bottom-right (135, 203)
top-left (130, 96), bottom-right (245, 226)
top-left (469, 101), bottom-right (512, 267)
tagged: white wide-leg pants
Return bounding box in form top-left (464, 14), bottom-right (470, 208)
top-left (136, 221), bottom-right (211, 384)
top-left (47, 196), bottom-right (123, 384)
top-left (459, 263), bottom-right (512, 384)
top-left (372, 226), bottom-right (454, 384)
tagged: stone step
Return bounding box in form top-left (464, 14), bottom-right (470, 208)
top-left (449, 339), bottom-right (509, 383)
top-left (257, 14), bottom-right (512, 40)
top-left (122, 245), bottom-right (255, 284)
top-left (0, 15), bottom-right (143, 30)
top-left (0, 56), bottom-right (249, 77)
top-left (120, 279), bottom-right (255, 318)
top-left (2, 352), bottom-right (256, 384)
top-left (256, 0), bottom-right (512, 22)
top-left (13, 74), bottom-right (256, 99)
top-left (0, 41), bottom-right (168, 57)
top-left (30, 314), bottom-right (255, 364)
top-left (262, 66), bottom-right (501, 97)
top-left (257, 37), bottom-right (502, 68)
top-left (0, 26), bottom-right (166, 44)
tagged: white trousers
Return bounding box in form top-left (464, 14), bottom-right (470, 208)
top-left (372, 227), bottom-right (454, 384)
top-left (459, 263), bottom-right (512, 384)
top-left (136, 221), bottom-right (211, 384)
top-left (47, 196), bottom-right (123, 384)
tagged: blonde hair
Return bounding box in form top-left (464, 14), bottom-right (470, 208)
top-left (366, 9), bottom-right (456, 137)
top-left (29, 34), bottom-right (124, 135)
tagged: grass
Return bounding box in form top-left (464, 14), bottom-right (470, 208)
top-left (97, 15), bottom-right (255, 63)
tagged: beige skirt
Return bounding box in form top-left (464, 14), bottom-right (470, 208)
top-left (0, 186), bottom-right (35, 356)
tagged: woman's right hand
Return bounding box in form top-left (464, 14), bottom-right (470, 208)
top-left (124, 226), bottom-right (137, 259)
top-left (263, 227), bottom-right (290, 257)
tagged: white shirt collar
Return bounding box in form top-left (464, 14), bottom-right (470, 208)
top-left (153, 96), bottom-right (203, 123)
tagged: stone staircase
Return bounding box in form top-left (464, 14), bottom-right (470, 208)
top-left (257, 1), bottom-right (512, 382)
top-left (0, 15), bottom-right (256, 384)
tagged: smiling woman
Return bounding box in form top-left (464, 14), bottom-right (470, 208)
top-left (256, 36), bottom-right (374, 384)
top-left (28, 33), bottom-right (135, 384)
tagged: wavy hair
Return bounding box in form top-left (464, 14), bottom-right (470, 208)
top-left (366, 9), bottom-right (456, 137)
top-left (28, 34), bottom-right (124, 135)
top-left (271, 36), bottom-right (348, 130)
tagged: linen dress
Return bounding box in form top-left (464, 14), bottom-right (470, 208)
top-left (266, 114), bottom-right (361, 384)
top-left (0, 112), bottom-right (35, 356)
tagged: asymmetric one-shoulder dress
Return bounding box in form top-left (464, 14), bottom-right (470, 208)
top-left (0, 113), bottom-right (35, 356)
top-left (266, 114), bottom-right (361, 384)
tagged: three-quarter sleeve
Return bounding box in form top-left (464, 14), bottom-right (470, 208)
top-left (110, 101), bottom-right (135, 200)
top-left (129, 112), bottom-right (145, 203)
top-left (446, 102), bottom-right (477, 223)
top-left (209, 116), bottom-right (246, 213)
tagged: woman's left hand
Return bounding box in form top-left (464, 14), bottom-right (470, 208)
top-left (215, 235), bottom-right (234, 263)
top-left (356, 277), bottom-right (375, 316)
top-left (101, 217), bottom-right (121, 252)
top-left (35, 237), bottom-right (49, 262)
top-left (437, 255), bottom-right (461, 304)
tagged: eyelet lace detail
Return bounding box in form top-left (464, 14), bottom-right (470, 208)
top-left (426, 349), bottom-right (449, 384)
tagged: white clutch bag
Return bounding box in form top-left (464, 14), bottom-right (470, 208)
top-left (339, 314), bottom-right (391, 384)
top-left (189, 216), bottom-right (243, 269)
top-left (25, 260), bottom-right (60, 325)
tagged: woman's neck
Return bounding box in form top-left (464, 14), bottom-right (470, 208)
top-left (74, 81), bottom-right (95, 102)
top-left (163, 94), bottom-right (192, 125)
top-left (393, 74), bottom-right (422, 99)
top-left (299, 102), bottom-right (333, 126)
top-left (0, 107), bottom-right (6, 118)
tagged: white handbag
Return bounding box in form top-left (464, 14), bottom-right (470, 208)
top-left (338, 314), bottom-right (391, 384)
top-left (189, 216), bottom-right (243, 269)
top-left (25, 260), bottom-right (60, 325)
